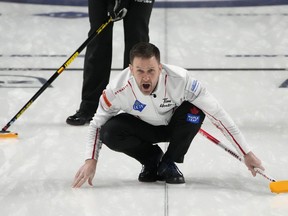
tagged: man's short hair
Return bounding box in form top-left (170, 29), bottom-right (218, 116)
top-left (129, 42), bottom-right (160, 64)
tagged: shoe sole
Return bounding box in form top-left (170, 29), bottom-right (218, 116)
top-left (66, 119), bottom-right (91, 126)
top-left (165, 179), bottom-right (185, 184)
top-left (138, 178), bottom-right (158, 182)
top-left (157, 176), bottom-right (185, 184)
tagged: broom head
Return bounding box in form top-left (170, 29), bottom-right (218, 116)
top-left (270, 181), bottom-right (288, 194)
top-left (0, 130), bottom-right (18, 139)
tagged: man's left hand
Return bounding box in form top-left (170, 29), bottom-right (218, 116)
top-left (244, 151), bottom-right (265, 176)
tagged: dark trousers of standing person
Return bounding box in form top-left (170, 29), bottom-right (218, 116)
top-left (66, 0), bottom-right (155, 125)
top-left (100, 102), bottom-right (206, 166)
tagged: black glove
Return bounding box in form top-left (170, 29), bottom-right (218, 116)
top-left (107, 0), bottom-right (128, 22)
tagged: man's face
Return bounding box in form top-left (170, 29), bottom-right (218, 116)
top-left (129, 56), bottom-right (162, 95)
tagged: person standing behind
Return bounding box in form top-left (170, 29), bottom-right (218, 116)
top-left (67, 0), bottom-right (155, 125)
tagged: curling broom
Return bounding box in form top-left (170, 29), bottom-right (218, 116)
top-left (0, 17), bottom-right (113, 139)
top-left (198, 128), bottom-right (288, 194)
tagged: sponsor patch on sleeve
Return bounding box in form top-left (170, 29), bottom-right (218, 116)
top-left (191, 80), bottom-right (199, 93)
top-left (186, 78), bottom-right (202, 97)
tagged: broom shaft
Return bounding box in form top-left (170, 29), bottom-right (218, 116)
top-left (198, 128), bottom-right (276, 182)
top-left (1, 18), bottom-right (112, 132)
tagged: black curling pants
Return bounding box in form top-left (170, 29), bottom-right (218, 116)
top-left (79, 0), bottom-right (154, 115)
top-left (100, 102), bottom-right (206, 165)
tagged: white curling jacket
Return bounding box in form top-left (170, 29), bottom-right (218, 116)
top-left (85, 64), bottom-right (251, 160)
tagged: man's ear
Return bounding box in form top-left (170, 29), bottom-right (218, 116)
top-left (129, 64), bottom-right (133, 74)
top-left (159, 63), bottom-right (163, 71)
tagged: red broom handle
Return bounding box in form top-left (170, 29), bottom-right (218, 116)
top-left (198, 128), bottom-right (276, 182)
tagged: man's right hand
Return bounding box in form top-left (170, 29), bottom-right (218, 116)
top-left (72, 159), bottom-right (97, 188)
top-left (107, 0), bottom-right (128, 22)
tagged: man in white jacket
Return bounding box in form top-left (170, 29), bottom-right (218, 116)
top-left (72, 42), bottom-right (264, 187)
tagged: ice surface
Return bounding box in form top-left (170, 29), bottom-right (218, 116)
top-left (0, 2), bottom-right (288, 216)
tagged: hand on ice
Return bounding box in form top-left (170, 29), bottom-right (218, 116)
top-left (72, 159), bottom-right (97, 188)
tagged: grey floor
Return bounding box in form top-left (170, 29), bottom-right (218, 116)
top-left (0, 2), bottom-right (288, 216)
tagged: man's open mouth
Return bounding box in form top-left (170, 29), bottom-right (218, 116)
top-left (142, 84), bottom-right (150, 89)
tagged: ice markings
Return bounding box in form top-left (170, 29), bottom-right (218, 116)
top-left (34, 11), bottom-right (88, 19)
